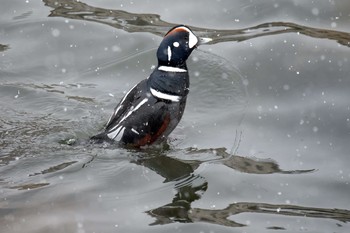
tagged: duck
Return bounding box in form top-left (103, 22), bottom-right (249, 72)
top-left (91, 25), bottom-right (211, 147)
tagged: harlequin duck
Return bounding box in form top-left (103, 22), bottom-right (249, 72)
top-left (91, 25), bottom-right (212, 147)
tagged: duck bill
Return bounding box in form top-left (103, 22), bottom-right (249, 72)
top-left (197, 37), bottom-right (213, 45)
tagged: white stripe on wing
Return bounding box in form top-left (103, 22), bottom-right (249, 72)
top-left (107, 98), bottom-right (149, 140)
top-left (106, 83), bottom-right (138, 126)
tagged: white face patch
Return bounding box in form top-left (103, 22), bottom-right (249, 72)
top-left (188, 31), bottom-right (198, 48)
top-left (173, 41), bottom-right (180, 47)
top-left (167, 46), bottom-right (172, 61)
top-left (171, 26), bottom-right (198, 49)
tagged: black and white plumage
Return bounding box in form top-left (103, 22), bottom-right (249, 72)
top-left (91, 25), bottom-right (211, 147)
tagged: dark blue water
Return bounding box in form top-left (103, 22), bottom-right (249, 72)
top-left (1, 1), bottom-right (350, 232)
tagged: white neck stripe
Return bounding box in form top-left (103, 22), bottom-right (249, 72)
top-left (158, 66), bottom-right (187, 72)
top-left (150, 88), bottom-right (181, 102)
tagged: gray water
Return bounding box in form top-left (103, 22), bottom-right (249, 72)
top-left (1, 0), bottom-right (350, 232)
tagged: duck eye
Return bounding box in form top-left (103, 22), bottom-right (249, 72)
top-left (173, 42), bottom-right (180, 47)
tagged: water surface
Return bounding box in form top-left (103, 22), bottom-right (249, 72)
top-left (1, 0), bottom-right (350, 232)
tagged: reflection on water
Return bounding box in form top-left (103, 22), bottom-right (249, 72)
top-left (9, 183), bottom-right (50, 190)
top-left (187, 201), bottom-right (350, 227)
top-left (0, 44), bottom-right (9, 52)
top-left (130, 148), bottom-right (347, 227)
top-left (29, 161), bottom-right (77, 177)
top-left (185, 147), bottom-right (315, 174)
top-left (43, 0), bottom-right (350, 48)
